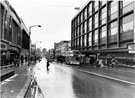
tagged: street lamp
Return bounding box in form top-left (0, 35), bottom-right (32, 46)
top-left (74, 7), bottom-right (80, 10)
top-left (28, 25), bottom-right (41, 66)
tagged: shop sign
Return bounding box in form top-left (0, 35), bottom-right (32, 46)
top-left (128, 44), bottom-right (135, 53)
top-left (0, 42), bottom-right (8, 50)
top-left (9, 46), bottom-right (18, 52)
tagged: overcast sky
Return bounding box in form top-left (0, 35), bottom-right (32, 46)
top-left (8, 0), bottom-right (89, 50)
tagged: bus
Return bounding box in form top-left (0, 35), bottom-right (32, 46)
top-left (65, 50), bottom-right (81, 65)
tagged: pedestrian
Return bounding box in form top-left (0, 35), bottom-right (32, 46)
top-left (21, 56), bottom-right (24, 65)
top-left (99, 59), bottom-right (104, 68)
top-left (111, 57), bottom-right (117, 68)
top-left (46, 60), bottom-right (50, 72)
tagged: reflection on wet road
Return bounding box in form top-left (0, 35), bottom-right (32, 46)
top-left (33, 59), bottom-right (135, 98)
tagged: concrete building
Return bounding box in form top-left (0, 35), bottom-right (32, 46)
top-left (54, 40), bottom-right (70, 57)
top-left (1, 0), bottom-right (29, 66)
top-left (71, 1), bottom-right (135, 66)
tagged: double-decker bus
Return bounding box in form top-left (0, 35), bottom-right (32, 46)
top-left (65, 50), bottom-right (81, 65)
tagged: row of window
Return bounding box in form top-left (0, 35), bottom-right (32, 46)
top-left (72, 1), bottom-right (134, 29)
top-left (72, 9), bottom-right (133, 39)
top-left (72, 13), bottom-right (134, 48)
top-left (1, 3), bottom-right (22, 46)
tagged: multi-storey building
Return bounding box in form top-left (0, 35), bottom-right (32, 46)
top-left (54, 40), bottom-right (70, 57)
top-left (71, 1), bottom-right (135, 66)
top-left (0, 0), bottom-right (29, 66)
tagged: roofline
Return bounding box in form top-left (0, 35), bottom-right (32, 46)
top-left (71, 0), bottom-right (92, 21)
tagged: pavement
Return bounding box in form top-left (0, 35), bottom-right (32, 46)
top-left (0, 63), bottom-right (34, 98)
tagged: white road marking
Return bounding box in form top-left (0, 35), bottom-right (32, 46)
top-left (0, 74), bottom-right (18, 85)
top-left (77, 69), bottom-right (135, 85)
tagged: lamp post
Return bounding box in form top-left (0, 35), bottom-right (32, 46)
top-left (74, 7), bottom-right (80, 10)
top-left (28, 25), bottom-right (41, 66)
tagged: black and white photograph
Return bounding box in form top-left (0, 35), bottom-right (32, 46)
top-left (0, 0), bottom-right (135, 98)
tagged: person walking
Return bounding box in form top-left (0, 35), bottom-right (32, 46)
top-left (46, 60), bottom-right (50, 73)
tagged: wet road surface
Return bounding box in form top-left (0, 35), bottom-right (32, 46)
top-left (33, 59), bottom-right (135, 98)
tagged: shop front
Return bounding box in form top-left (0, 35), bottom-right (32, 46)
top-left (0, 42), bottom-right (9, 66)
top-left (20, 49), bottom-right (29, 64)
top-left (9, 45), bottom-right (20, 66)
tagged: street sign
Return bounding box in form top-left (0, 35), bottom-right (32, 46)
top-left (128, 43), bottom-right (135, 53)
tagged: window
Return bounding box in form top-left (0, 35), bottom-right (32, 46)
top-left (79, 25), bottom-right (81, 35)
top-left (9, 16), bottom-right (12, 42)
top-left (94, 13), bottom-right (98, 28)
top-left (100, 26), bottom-right (106, 44)
top-left (94, 13), bottom-right (98, 23)
top-left (110, 2), bottom-right (118, 14)
top-left (89, 33), bottom-right (92, 46)
top-left (76, 28), bottom-right (78, 37)
top-left (84, 21), bottom-right (87, 33)
top-left (81, 24), bottom-right (83, 35)
top-left (81, 12), bottom-right (83, 22)
top-left (122, 2), bottom-right (134, 14)
top-left (1, 5), bottom-right (5, 39)
top-left (77, 27), bottom-right (79, 36)
top-left (84, 8), bottom-right (87, 20)
top-left (80, 37), bottom-right (82, 47)
top-left (100, 26), bottom-right (106, 38)
top-left (123, 1), bottom-right (133, 7)
top-left (88, 18), bottom-right (92, 31)
top-left (109, 1), bottom-right (118, 20)
top-left (4, 11), bottom-right (7, 40)
top-left (93, 29), bottom-right (98, 45)
top-left (101, 7), bottom-right (106, 19)
top-left (77, 16), bottom-right (80, 24)
top-left (122, 14), bottom-right (133, 33)
top-left (109, 21), bottom-right (118, 36)
top-left (77, 38), bottom-right (79, 48)
top-left (88, 3), bottom-right (92, 16)
top-left (100, 7), bottom-right (107, 25)
top-left (84, 35), bottom-right (87, 46)
top-left (94, 1), bottom-right (98, 12)
top-left (111, 27), bottom-right (117, 36)
top-left (100, 1), bottom-right (106, 7)
top-left (110, 12), bottom-right (118, 20)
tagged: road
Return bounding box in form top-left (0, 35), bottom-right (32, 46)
top-left (32, 59), bottom-right (135, 98)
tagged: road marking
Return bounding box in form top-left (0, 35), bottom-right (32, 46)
top-left (0, 74), bottom-right (18, 85)
top-left (77, 69), bottom-right (135, 85)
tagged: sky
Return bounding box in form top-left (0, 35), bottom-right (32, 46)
top-left (8, 0), bottom-right (89, 50)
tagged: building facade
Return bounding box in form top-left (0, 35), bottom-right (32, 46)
top-left (54, 40), bottom-right (70, 57)
top-left (0, 0), bottom-right (29, 66)
top-left (71, 1), bottom-right (135, 66)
